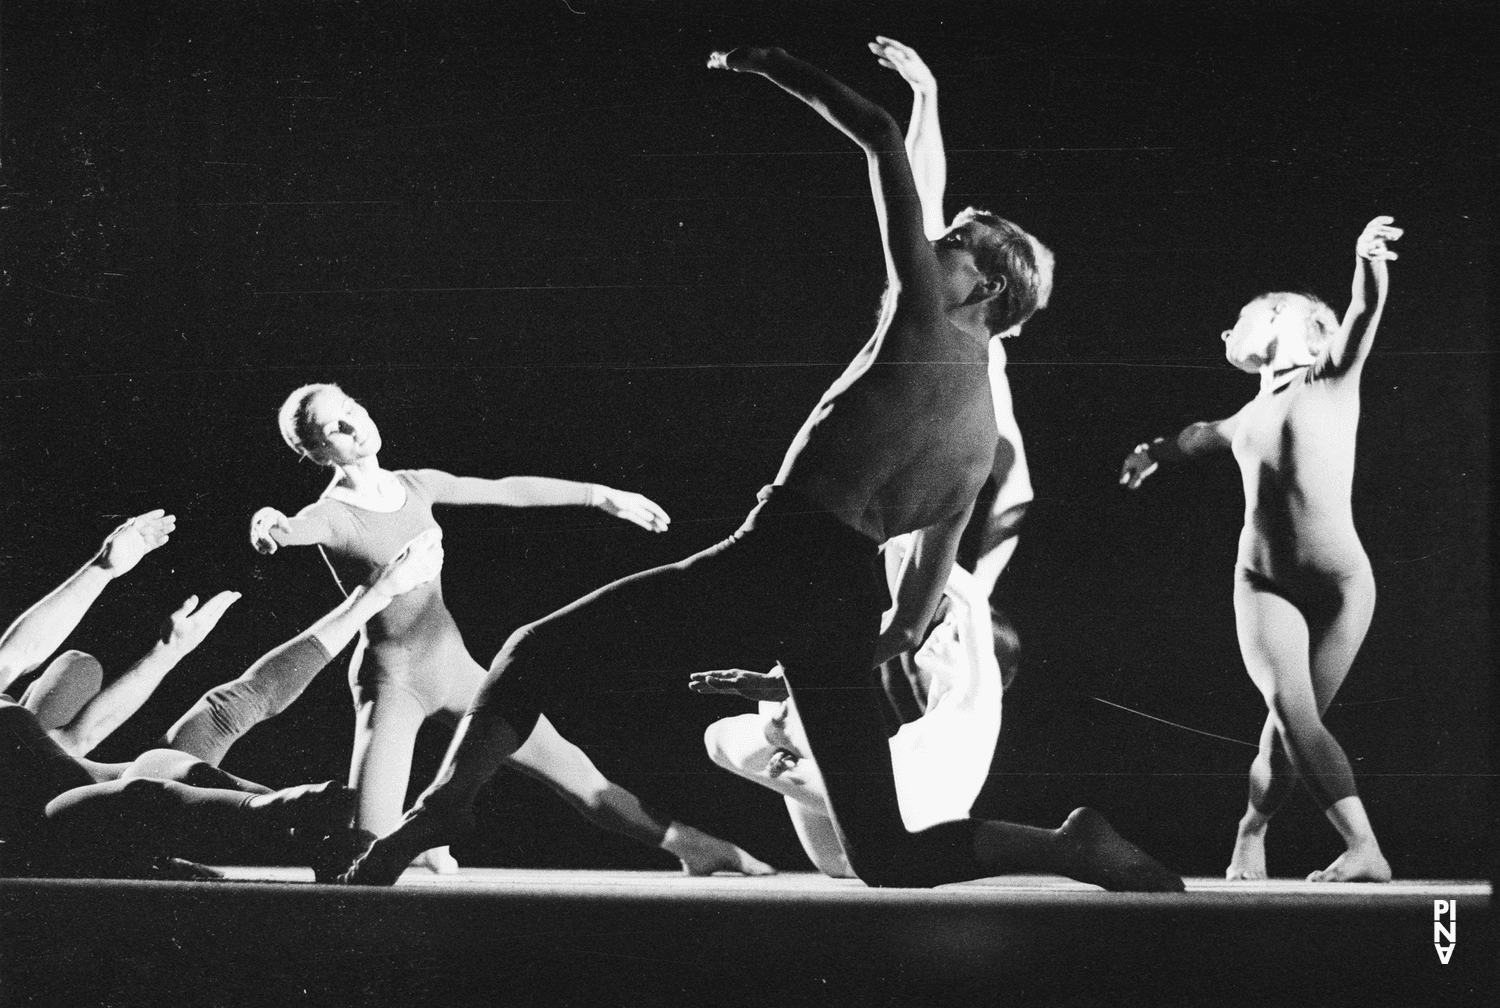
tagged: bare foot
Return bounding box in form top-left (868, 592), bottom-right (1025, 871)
top-left (412, 846), bottom-right (460, 875)
top-left (1226, 829), bottom-right (1269, 881)
top-left (339, 806), bottom-right (475, 886)
top-left (661, 823), bottom-right (776, 877)
top-left (1056, 808), bottom-right (1185, 892)
top-left (1307, 846), bottom-right (1391, 883)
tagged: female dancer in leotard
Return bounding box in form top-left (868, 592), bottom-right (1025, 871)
top-left (229, 383), bottom-right (768, 875)
top-left (1120, 216), bottom-right (1402, 882)
top-left (346, 44), bottom-right (1180, 892)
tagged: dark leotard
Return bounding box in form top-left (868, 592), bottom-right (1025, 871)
top-left (298, 469), bottom-right (486, 714)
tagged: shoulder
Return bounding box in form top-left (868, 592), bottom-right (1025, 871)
top-left (398, 468), bottom-right (456, 491)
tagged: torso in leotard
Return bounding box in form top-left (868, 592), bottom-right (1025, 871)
top-left (1231, 369), bottom-right (1366, 583)
top-left (298, 469), bottom-right (481, 706)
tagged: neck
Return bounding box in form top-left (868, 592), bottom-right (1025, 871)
top-left (1259, 362), bottom-right (1310, 394)
top-left (330, 456), bottom-right (384, 492)
top-left (946, 302), bottom-right (993, 351)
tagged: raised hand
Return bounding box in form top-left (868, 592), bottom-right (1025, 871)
top-left (706, 47), bottom-right (780, 73)
top-left (1356, 216), bottom-right (1401, 262)
top-left (689, 667), bottom-right (789, 702)
top-left (369, 528), bottom-right (444, 599)
top-left (158, 591), bottom-right (242, 657)
top-left (93, 510), bottom-right (176, 577)
top-left (1119, 443), bottom-right (1159, 490)
top-left (868, 36), bottom-right (936, 94)
top-left (593, 486), bottom-right (671, 533)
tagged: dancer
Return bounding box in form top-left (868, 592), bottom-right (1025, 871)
top-left (240, 383), bottom-right (768, 876)
top-left (1119, 216), bottom-right (1401, 882)
top-left (0, 511), bottom-right (395, 878)
top-left (692, 533), bottom-right (1003, 877)
top-left (345, 44), bottom-right (1181, 892)
top-left (870, 37), bottom-right (1032, 610)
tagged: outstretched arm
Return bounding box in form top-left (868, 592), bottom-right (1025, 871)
top-left (874, 505), bottom-right (971, 666)
top-left (1119, 413), bottom-right (1242, 490)
top-left (49, 592), bottom-right (240, 755)
top-left (250, 506), bottom-right (338, 554)
top-left (709, 47), bottom-right (933, 299)
top-left (1319, 215), bottom-right (1401, 381)
top-left (0, 511), bottom-right (175, 692)
top-left (870, 36), bottom-right (947, 240)
top-left (423, 472), bottom-right (670, 533)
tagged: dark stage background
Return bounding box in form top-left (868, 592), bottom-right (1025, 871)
top-left (2, 0), bottom-right (1492, 881)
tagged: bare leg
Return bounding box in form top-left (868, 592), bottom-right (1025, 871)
top-left (1304, 567), bottom-right (1388, 882)
top-left (1231, 575), bottom-right (1387, 881)
top-left (509, 714), bottom-right (773, 875)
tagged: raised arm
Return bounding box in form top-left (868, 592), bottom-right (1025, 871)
top-left (422, 472), bottom-right (670, 533)
top-left (307, 529), bottom-right (444, 655)
top-left (0, 511), bottom-right (175, 692)
top-left (1119, 413), bottom-right (1243, 490)
top-left (709, 47), bottom-right (933, 298)
top-left (870, 36), bottom-right (947, 240)
top-left (49, 591), bottom-right (240, 755)
top-left (874, 505), bottom-right (972, 666)
top-left (1318, 216), bottom-right (1401, 381)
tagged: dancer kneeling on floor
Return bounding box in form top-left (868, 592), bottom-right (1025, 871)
top-left (343, 44), bottom-right (1182, 891)
top-left (692, 533), bottom-right (1007, 877)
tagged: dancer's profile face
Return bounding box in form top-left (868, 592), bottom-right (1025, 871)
top-left (305, 388), bottom-right (382, 465)
top-left (1222, 298), bottom-right (1307, 373)
top-left (933, 222), bottom-right (1000, 311)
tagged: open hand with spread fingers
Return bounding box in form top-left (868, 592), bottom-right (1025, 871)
top-left (93, 510), bottom-right (176, 577)
top-left (158, 591), bottom-right (243, 658)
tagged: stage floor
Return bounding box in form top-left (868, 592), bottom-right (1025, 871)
top-left (3, 870), bottom-right (1491, 1007)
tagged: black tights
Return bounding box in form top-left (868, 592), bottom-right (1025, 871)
top-left (472, 486), bottom-right (987, 888)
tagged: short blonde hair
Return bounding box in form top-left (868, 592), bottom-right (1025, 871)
top-left (278, 383), bottom-right (341, 461)
top-left (1251, 292), bottom-right (1339, 355)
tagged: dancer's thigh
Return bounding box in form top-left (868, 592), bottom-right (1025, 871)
top-left (1234, 573), bottom-right (1316, 718)
top-left (486, 542), bottom-right (783, 739)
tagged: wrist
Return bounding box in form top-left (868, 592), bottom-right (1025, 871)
top-left (1145, 436), bottom-right (1186, 465)
top-left (585, 484), bottom-right (602, 508)
top-left (84, 557), bottom-right (121, 581)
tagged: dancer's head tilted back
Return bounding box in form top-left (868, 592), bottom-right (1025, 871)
top-left (939, 208), bottom-right (1055, 338)
top-left (1221, 292), bottom-right (1337, 373)
top-left (279, 383), bottom-right (382, 467)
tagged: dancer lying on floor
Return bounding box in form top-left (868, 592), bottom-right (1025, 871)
top-left (692, 534), bottom-right (1005, 877)
top-left (344, 44), bottom-right (1181, 891)
top-left (0, 510), bottom-right (382, 879)
top-left (1120, 216), bottom-right (1402, 882)
top-left (226, 383), bottom-right (768, 876)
